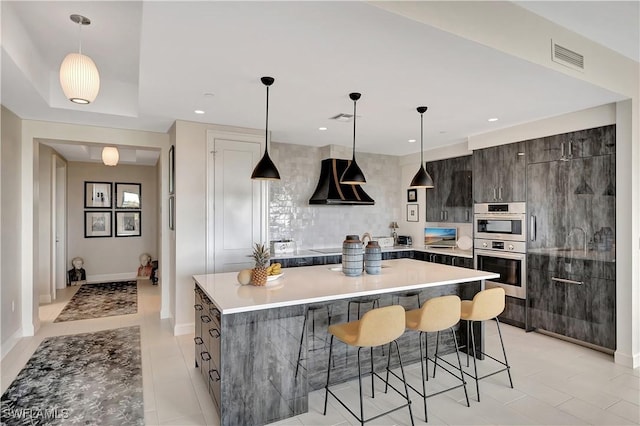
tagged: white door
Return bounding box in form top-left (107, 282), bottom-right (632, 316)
top-left (206, 133), bottom-right (267, 273)
top-left (51, 155), bottom-right (67, 299)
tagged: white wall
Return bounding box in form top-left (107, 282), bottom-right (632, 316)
top-left (37, 144), bottom-right (53, 303)
top-left (1, 107), bottom-right (23, 358)
top-left (66, 162), bottom-right (158, 282)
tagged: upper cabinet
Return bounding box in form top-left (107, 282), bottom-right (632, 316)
top-left (425, 155), bottom-right (472, 223)
top-left (472, 141), bottom-right (526, 203)
top-left (526, 125), bottom-right (616, 164)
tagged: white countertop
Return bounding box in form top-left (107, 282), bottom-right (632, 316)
top-left (271, 245), bottom-right (473, 259)
top-left (193, 258), bottom-right (498, 314)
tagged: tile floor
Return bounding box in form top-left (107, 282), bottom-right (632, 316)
top-left (1, 281), bottom-right (638, 425)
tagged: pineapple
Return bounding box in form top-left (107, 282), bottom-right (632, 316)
top-left (250, 243), bottom-right (270, 286)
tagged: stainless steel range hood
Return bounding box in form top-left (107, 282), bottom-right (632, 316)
top-left (308, 158), bottom-right (375, 205)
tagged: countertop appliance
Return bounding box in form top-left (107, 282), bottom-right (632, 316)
top-left (270, 240), bottom-right (296, 255)
top-left (474, 202), bottom-right (527, 299)
top-left (397, 235), bottom-right (412, 246)
top-left (372, 236), bottom-right (395, 248)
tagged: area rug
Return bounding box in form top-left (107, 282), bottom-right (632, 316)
top-left (54, 281), bottom-right (137, 323)
top-left (0, 326), bottom-right (143, 426)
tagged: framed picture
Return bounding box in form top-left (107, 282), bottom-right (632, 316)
top-left (115, 211), bottom-right (141, 237)
top-left (169, 196), bottom-right (175, 230)
top-left (407, 188), bottom-right (417, 202)
top-left (84, 181), bottom-right (112, 208)
top-left (169, 145), bottom-right (175, 195)
top-left (115, 183), bottom-right (141, 209)
top-left (85, 211), bottom-right (112, 238)
top-left (407, 204), bottom-right (419, 222)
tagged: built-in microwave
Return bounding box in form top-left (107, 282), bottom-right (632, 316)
top-left (474, 202), bottom-right (526, 242)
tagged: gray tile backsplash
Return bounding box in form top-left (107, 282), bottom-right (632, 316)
top-left (268, 142), bottom-right (402, 249)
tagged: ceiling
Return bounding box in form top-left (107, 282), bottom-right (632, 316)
top-left (2, 1), bottom-right (637, 164)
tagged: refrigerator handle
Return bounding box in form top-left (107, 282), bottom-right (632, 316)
top-left (530, 215), bottom-right (537, 242)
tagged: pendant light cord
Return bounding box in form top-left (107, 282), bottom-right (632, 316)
top-left (352, 97), bottom-right (357, 160)
top-left (77, 20), bottom-right (83, 55)
top-left (264, 84), bottom-right (269, 155)
top-left (420, 111), bottom-right (424, 167)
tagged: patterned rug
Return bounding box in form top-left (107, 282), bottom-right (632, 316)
top-left (54, 281), bottom-right (138, 323)
top-left (1, 326), bottom-right (143, 426)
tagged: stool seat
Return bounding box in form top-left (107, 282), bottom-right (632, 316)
top-left (324, 305), bottom-right (414, 425)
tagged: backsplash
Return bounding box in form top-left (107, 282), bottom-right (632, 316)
top-left (269, 142), bottom-right (402, 249)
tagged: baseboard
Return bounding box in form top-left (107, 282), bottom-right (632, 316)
top-left (1, 328), bottom-right (23, 360)
top-left (86, 272), bottom-right (136, 284)
top-left (614, 350), bottom-right (640, 369)
top-left (173, 322), bottom-right (195, 336)
top-left (39, 294), bottom-right (52, 304)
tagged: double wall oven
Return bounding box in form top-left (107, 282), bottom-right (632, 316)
top-left (474, 202), bottom-right (527, 299)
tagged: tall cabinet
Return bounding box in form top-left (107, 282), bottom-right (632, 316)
top-left (526, 125), bottom-right (616, 350)
top-left (425, 155), bottom-right (472, 223)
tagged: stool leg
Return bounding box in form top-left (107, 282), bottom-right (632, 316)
top-left (384, 342), bottom-right (392, 394)
top-left (470, 321), bottom-right (480, 402)
top-left (323, 335), bottom-right (335, 415)
top-left (465, 320), bottom-right (470, 367)
top-left (495, 317), bottom-right (514, 388)
top-left (393, 340), bottom-right (415, 426)
top-left (370, 347), bottom-right (375, 398)
top-left (451, 326), bottom-right (470, 407)
top-left (433, 330), bottom-right (440, 378)
top-left (295, 310), bottom-right (308, 378)
top-left (357, 348), bottom-right (365, 426)
top-left (419, 331), bottom-right (428, 422)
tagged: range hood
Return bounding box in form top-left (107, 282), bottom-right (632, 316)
top-left (309, 158), bottom-right (375, 205)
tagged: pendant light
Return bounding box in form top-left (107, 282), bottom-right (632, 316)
top-left (340, 92), bottom-right (366, 184)
top-left (409, 106), bottom-right (434, 188)
top-left (251, 76), bottom-right (281, 180)
top-left (59, 14), bottom-right (100, 104)
top-left (102, 147), bottom-right (119, 166)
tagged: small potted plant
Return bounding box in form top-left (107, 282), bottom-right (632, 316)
top-left (250, 243), bottom-right (270, 286)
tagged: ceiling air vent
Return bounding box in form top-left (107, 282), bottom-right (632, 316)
top-left (551, 40), bottom-right (584, 72)
top-left (330, 113), bottom-right (354, 122)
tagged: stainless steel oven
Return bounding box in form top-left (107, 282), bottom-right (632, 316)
top-left (474, 202), bottom-right (527, 242)
top-left (474, 239), bottom-right (526, 299)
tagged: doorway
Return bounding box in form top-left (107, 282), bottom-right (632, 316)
top-left (51, 154), bottom-right (67, 300)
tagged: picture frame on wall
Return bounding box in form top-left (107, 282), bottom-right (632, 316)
top-left (115, 182), bottom-right (141, 209)
top-left (169, 145), bottom-right (175, 195)
top-left (115, 211), bottom-right (141, 237)
top-left (169, 196), bottom-right (175, 230)
top-left (407, 188), bottom-right (417, 202)
top-left (84, 181), bottom-right (112, 208)
top-left (407, 204), bottom-right (419, 222)
top-left (85, 211), bottom-right (112, 238)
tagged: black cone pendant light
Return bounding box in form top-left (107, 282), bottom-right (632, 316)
top-left (251, 76), bottom-right (281, 180)
top-left (409, 106), bottom-right (434, 188)
top-left (340, 92), bottom-right (367, 185)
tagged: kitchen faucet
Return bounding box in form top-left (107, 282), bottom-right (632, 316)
top-left (361, 232), bottom-right (372, 247)
top-left (567, 227), bottom-right (587, 252)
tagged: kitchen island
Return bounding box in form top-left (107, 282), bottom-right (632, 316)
top-left (193, 258), bottom-right (498, 425)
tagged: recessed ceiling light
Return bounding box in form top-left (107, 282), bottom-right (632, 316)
top-left (408, 139), bottom-right (416, 143)
top-left (488, 117), bottom-right (499, 122)
top-left (439, 131), bottom-right (447, 134)
top-left (318, 127), bottom-right (327, 131)
top-left (203, 93), bottom-right (214, 97)
top-left (194, 110), bottom-right (205, 114)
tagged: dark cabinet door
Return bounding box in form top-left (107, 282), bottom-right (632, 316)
top-left (426, 156), bottom-right (472, 222)
top-left (425, 160), bottom-right (444, 222)
top-left (498, 141), bottom-right (526, 202)
top-left (473, 146), bottom-right (500, 203)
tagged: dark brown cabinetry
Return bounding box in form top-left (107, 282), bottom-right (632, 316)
top-left (473, 141), bottom-right (526, 203)
top-left (194, 287), bottom-right (222, 413)
top-left (425, 156), bottom-right (473, 222)
top-left (415, 251), bottom-right (473, 269)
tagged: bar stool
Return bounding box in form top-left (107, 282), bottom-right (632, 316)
top-left (461, 287), bottom-right (513, 401)
top-left (295, 304), bottom-right (331, 378)
top-left (400, 295), bottom-right (469, 422)
top-left (323, 305), bottom-right (414, 426)
top-left (348, 296), bottom-right (383, 356)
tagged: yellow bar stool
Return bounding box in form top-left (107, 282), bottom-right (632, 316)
top-left (461, 287), bottom-right (513, 401)
top-left (323, 305), bottom-right (414, 426)
top-left (401, 295), bottom-right (469, 422)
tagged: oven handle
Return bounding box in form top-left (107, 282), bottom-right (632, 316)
top-left (552, 277), bottom-right (583, 285)
top-left (530, 215), bottom-right (537, 242)
top-left (474, 249), bottom-right (526, 261)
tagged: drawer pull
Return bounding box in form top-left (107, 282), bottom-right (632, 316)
top-left (552, 277), bottom-right (583, 285)
top-left (209, 369), bottom-right (221, 382)
top-left (194, 304), bottom-right (203, 311)
top-left (201, 351), bottom-right (211, 361)
top-left (201, 315), bottom-right (212, 323)
top-left (194, 337), bottom-right (204, 345)
top-left (209, 328), bottom-right (220, 338)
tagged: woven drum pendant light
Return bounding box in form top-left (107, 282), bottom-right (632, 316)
top-left (340, 92), bottom-right (366, 184)
top-left (59, 14), bottom-right (100, 104)
top-left (251, 77), bottom-right (281, 180)
top-left (409, 106), bottom-right (434, 188)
